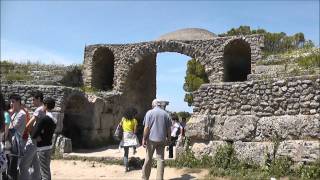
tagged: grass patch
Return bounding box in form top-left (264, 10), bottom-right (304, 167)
top-left (80, 86), bottom-right (99, 93)
top-left (6, 71), bottom-right (32, 81)
top-left (165, 143), bottom-right (320, 179)
top-left (297, 52), bottom-right (320, 69)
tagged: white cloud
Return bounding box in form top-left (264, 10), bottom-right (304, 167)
top-left (0, 39), bottom-right (78, 65)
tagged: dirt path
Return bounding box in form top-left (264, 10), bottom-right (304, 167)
top-left (68, 145), bottom-right (176, 160)
top-left (51, 160), bottom-right (209, 180)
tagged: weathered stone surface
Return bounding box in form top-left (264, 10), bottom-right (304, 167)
top-left (212, 115), bottom-right (258, 141)
top-left (255, 115), bottom-right (320, 141)
top-left (193, 75), bottom-right (320, 116)
top-left (191, 141), bottom-right (228, 158)
top-left (55, 134), bottom-right (73, 153)
top-left (277, 140), bottom-right (320, 163)
top-left (186, 115), bottom-right (213, 141)
top-left (234, 141), bottom-right (274, 165)
top-left (52, 112), bottom-right (64, 133)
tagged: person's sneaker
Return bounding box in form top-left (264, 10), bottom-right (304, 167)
top-left (125, 167), bottom-right (130, 172)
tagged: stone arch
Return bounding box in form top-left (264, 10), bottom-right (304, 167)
top-left (120, 41), bottom-right (205, 122)
top-left (223, 38), bottom-right (251, 82)
top-left (91, 47), bottom-right (115, 90)
top-left (62, 92), bottom-right (94, 148)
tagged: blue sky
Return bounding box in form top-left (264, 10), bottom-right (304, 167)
top-left (1, 0), bottom-right (319, 112)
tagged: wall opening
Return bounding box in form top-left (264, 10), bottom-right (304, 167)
top-left (223, 39), bottom-right (251, 82)
top-left (62, 94), bottom-right (93, 149)
top-left (156, 52), bottom-right (193, 113)
top-left (92, 47), bottom-right (114, 90)
top-left (121, 54), bottom-right (156, 140)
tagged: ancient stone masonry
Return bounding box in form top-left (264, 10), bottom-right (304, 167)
top-left (2, 28), bottom-right (318, 164)
top-left (82, 34), bottom-right (264, 92)
top-left (187, 75), bottom-right (320, 164)
top-left (0, 84), bottom-right (121, 149)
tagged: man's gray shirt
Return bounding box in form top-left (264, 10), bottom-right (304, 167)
top-left (10, 109), bottom-right (26, 135)
top-left (144, 106), bottom-right (171, 142)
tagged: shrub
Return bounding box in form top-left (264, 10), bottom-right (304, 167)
top-left (295, 160), bottom-right (320, 179)
top-left (267, 156), bottom-right (293, 177)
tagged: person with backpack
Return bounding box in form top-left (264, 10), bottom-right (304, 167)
top-left (31, 97), bottom-right (57, 180)
top-left (19, 91), bottom-right (44, 180)
top-left (168, 113), bottom-right (182, 159)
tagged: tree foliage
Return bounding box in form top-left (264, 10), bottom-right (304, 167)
top-left (183, 59), bottom-right (209, 106)
top-left (219, 25), bottom-right (314, 54)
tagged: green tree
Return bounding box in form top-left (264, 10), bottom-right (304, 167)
top-left (177, 111), bottom-right (191, 119)
top-left (219, 25), bottom-right (313, 54)
top-left (183, 59), bottom-right (209, 106)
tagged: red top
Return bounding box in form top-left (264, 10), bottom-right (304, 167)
top-left (22, 108), bottom-right (31, 140)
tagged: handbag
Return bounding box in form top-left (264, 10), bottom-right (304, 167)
top-left (113, 122), bottom-right (123, 141)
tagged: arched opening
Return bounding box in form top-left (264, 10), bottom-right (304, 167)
top-left (223, 39), bottom-right (251, 82)
top-left (92, 47), bottom-right (114, 90)
top-left (121, 54), bottom-right (156, 140)
top-left (62, 94), bottom-right (93, 149)
top-left (121, 50), bottom-right (204, 140)
top-left (156, 52), bottom-right (193, 113)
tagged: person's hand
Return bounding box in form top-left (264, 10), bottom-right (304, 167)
top-left (142, 138), bottom-right (147, 148)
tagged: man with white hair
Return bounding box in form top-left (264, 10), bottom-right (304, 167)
top-left (142, 99), bottom-right (171, 180)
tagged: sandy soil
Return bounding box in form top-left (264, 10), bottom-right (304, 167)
top-left (68, 145), bottom-right (176, 160)
top-left (51, 160), bottom-right (209, 180)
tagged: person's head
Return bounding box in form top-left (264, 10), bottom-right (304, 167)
top-left (9, 94), bottom-right (22, 111)
top-left (32, 90), bottom-right (44, 107)
top-left (123, 107), bottom-right (137, 120)
top-left (152, 99), bottom-right (160, 108)
top-left (181, 117), bottom-right (187, 123)
top-left (43, 97), bottom-right (55, 111)
top-left (171, 113), bottom-right (179, 122)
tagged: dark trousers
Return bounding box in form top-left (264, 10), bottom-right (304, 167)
top-left (168, 136), bottom-right (178, 158)
top-left (123, 147), bottom-right (129, 168)
top-left (7, 155), bottom-right (18, 180)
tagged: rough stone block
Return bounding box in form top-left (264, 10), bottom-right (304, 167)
top-left (55, 134), bottom-right (72, 153)
top-left (212, 115), bottom-right (258, 141)
top-left (255, 115), bottom-right (320, 141)
top-left (234, 141), bottom-right (274, 165)
top-left (191, 141), bottom-right (228, 159)
top-left (186, 115), bottom-right (213, 141)
top-left (277, 140), bottom-right (320, 163)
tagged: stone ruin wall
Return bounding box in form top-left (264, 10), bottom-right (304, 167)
top-left (186, 75), bottom-right (320, 165)
top-left (2, 32), bottom-right (319, 164)
top-left (81, 34), bottom-right (264, 129)
top-left (83, 34), bottom-right (264, 91)
top-left (0, 85), bottom-right (122, 149)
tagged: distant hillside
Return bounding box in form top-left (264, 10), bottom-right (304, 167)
top-left (0, 61), bottom-right (83, 87)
